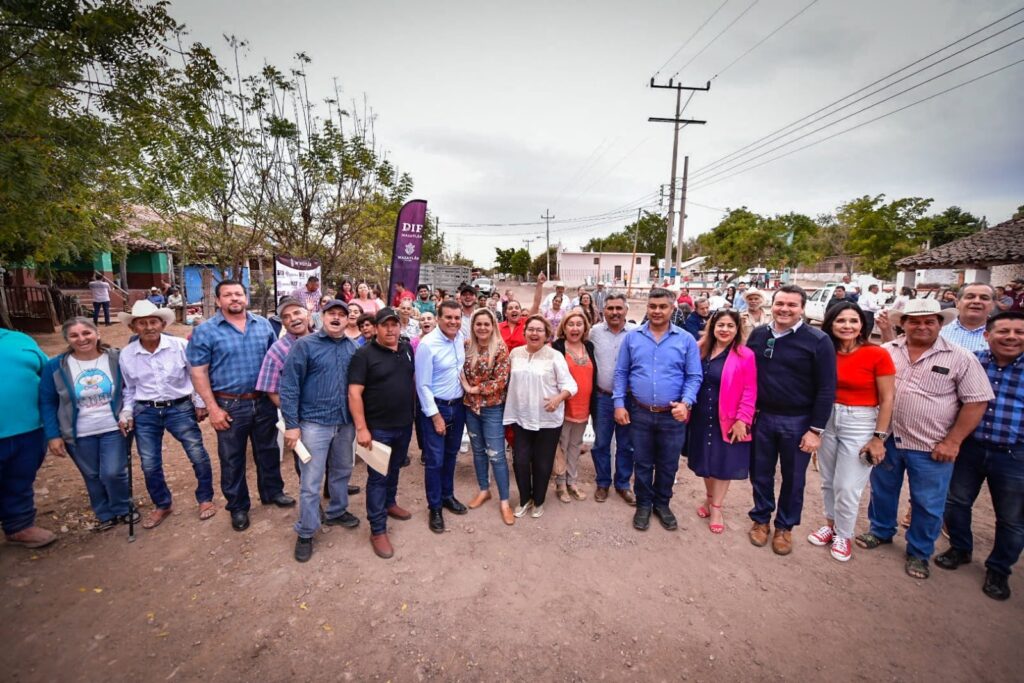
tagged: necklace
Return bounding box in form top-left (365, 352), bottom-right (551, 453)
top-left (70, 353), bottom-right (102, 375)
top-left (566, 344), bottom-right (588, 366)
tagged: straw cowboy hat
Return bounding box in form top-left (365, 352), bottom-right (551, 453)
top-left (895, 298), bottom-right (957, 326)
top-left (118, 299), bottom-right (175, 326)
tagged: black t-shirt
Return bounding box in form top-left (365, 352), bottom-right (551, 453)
top-left (348, 339), bottom-right (415, 429)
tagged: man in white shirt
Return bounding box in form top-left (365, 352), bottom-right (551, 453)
top-left (118, 301), bottom-right (215, 528)
top-left (542, 281), bottom-right (567, 312)
top-left (860, 283), bottom-right (884, 334)
top-left (88, 274), bottom-right (112, 326)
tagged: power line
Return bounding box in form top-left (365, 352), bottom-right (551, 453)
top-left (443, 202), bottom-right (663, 239)
top-left (652, 0), bottom-right (731, 78)
top-left (690, 34), bottom-right (1024, 186)
top-left (695, 6), bottom-right (1024, 176)
top-left (711, 0), bottom-right (820, 80)
top-left (444, 193), bottom-right (658, 231)
top-left (670, 0), bottom-right (761, 79)
top-left (688, 55), bottom-right (1024, 191)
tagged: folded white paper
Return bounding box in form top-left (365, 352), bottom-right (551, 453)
top-left (356, 440), bottom-right (392, 475)
top-left (276, 418), bottom-right (312, 463)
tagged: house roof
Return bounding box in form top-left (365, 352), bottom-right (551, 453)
top-left (895, 216), bottom-right (1024, 269)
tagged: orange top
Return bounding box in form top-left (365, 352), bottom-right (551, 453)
top-left (564, 352), bottom-right (593, 422)
top-left (835, 345), bottom-right (896, 406)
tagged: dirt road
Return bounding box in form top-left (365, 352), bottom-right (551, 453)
top-left (1, 320), bottom-right (1018, 681)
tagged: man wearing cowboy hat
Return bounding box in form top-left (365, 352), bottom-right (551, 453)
top-left (855, 298), bottom-right (993, 580)
top-left (118, 300), bottom-right (216, 528)
top-left (146, 287), bottom-right (166, 307)
top-left (542, 280), bottom-right (567, 313)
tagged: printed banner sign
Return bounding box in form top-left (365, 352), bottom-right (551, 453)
top-left (273, 254), bottom-right (322, 303)
top-left (387, 199), bottom-right (427, 305)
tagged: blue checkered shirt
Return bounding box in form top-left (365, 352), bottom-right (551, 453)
top-left (186, 311), bottom-right (277, 394)
top-left (974, 350), bottom-right (1024, 447)
top-left (940, 318), bottom-right (988, 352)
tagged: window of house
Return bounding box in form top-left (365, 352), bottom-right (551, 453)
top-left (636, 257), bottom-right (642, 264)
top-left (593, 258), bottom-right (600, 265)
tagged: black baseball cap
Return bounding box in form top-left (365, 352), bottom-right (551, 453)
top-left (375, 307), bottom-right (400, 324)
top-left (322, 299), bottom-right (349, 314)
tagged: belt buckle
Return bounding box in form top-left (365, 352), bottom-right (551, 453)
top-left (153, 400), bottom-right (172, 408)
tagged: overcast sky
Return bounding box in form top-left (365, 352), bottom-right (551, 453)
top-left (169, 0), bottom-right (1024, 266)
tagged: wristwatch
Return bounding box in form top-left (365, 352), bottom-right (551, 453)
top-left (873, 431), bottom-right (889, 441)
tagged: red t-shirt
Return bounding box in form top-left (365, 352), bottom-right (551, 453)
top-left (835, 345), bottom-right (896, 406)
top-left (500, 319), bottom-right (526, 351)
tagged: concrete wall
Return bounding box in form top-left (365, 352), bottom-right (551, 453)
top-left (557, 252), bottom-right (652, 286)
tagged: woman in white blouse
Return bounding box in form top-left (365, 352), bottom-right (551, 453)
top-left (503, 315), bottom-right (578, 519)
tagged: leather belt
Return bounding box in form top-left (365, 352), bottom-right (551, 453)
top-left (596, 387), bottom-right (613, 397)
top-left (632, 398), bottom-right (673, 413)
top-left (434, 397), bottom-right (463, 407)
top-left (214, 391), bottom-right (263, 400)
top-left (137, 396), bottom-right (191, 408)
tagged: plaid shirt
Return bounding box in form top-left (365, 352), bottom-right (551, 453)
top-left (255, 333), bottom-right (299, 394)
top-left (974, 350), bottom-right (1024, 447)
top-left (939, 318), bottom-right (988, 353)
top-left (291, 287), bottom-right (323, 312)
top-left (186, 311), bottom-right (276, 394)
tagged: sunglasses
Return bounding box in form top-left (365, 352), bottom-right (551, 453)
top-left (764, 337), bottom-right (776, 359)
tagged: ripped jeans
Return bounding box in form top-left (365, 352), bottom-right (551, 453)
top-left (465, 404), bottom-right (510, 501)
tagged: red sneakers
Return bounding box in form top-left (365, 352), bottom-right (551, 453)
top-left (807, 525), bottom-right (835, 547)
top-left (831, 536), bottom-right (852, 562)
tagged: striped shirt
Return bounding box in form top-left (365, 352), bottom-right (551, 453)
top-left (290, 287), bottom-right (323, 312)
top-left (883, 336), bottom-right (994, 452)
top-left (186, 312), bottom-right (277, 394)
top-left (255, 333), bottom-right (300, 395)
top-left (939, 318), bottom-right (988, 352)
top-left (974, 350), bottom-right (1024, 447)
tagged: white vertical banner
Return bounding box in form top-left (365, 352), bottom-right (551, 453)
top-left (273, 254), bottom-right (322, 302)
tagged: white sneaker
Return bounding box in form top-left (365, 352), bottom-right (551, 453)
top-left (514, 500), bottom-right (533, 518)
top-left (831, 536), bottom-right (852, 562)
top-left (807, 525), bottom-right (835, 546)
top-left (530, 504), bottom-right (544, 519)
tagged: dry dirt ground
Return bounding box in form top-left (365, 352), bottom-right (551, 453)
top-left (1, 316), bottom-right (1020, 682)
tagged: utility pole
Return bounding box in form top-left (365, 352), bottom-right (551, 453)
top-left (626, 207), bottom-right (642, 297)
top-left (674, 155), bottom-right (689, 271)
top-left (541, 209), bottom-right (555, 279)
top-left (649, 77), bottom-right (709, 282)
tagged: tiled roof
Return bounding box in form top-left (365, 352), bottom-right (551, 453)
top-left (895, 216), bottom-right (1024, 269)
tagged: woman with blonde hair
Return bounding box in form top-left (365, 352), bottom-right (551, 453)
top-left (460, 308), bottom-right (513, 523)
top-left (552, 310), bottom-right (597, 503)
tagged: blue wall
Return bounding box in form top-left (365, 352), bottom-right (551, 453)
top-left (183, 265), bottom-right (250, 304)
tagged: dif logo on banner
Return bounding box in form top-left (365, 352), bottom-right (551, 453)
top-left (387, 199), bottom-right (427, 305)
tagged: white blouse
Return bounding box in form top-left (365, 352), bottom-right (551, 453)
top-left (502, 345), bottom-right (578, 431)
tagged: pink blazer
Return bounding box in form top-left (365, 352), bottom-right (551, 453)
top-left (717, 346), bottom-right (757, 442)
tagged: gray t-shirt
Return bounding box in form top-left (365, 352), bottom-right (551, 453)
top-left (88, 279), bottom-right (111, 303)
top-left (588, 321), bottom-right (637, 393)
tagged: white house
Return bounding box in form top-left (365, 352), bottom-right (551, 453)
top-left (557, 251), bottom-right (653, 286)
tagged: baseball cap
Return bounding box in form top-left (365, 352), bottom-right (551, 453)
top-left (375, 307), bottom-right (400, 324)
top-left (322, 299), bottom-right (349, 314)
top-left (458, 284), bottom-right (477, 295)
top-left (276, 296), bottom-right (303, 316)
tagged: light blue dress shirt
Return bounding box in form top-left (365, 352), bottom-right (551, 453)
top-left (415, 327), bottom-right (466, 416)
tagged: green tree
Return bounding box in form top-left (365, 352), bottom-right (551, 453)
top-left (494, 247), bottom-right (517, 273)
top-left (919, 206), bottom-right (985, 248)
top-left (840, 194), bottom-right (933, 279)
top-left (531, 246), bottom-right (559, 277)
top-left (421, 214), bottom-right (445, 264)
top-left (581, 211), bottom-right (669, 257)
top-left (509, 248), bottom-right (531, 279)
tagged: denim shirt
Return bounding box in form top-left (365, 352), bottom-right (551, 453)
top-left (279, 330), bottom-right (358, 429)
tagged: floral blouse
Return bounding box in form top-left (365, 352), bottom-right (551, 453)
top-left (462, 344), bottom-right (511, 413)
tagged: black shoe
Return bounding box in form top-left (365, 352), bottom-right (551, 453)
top-left (442, 497), bottom-right (468, 515)
top-left (323, 510), bottom-right (360, 528)
top-left (420, 455), bottom-right (426, 466)
top-left (984, 569), bottom-right (1011, 601)
top-left (231, 510), bottom-right (250, 531)
top-left (116, 510), bottom-right (141, 526)
top-left (294, 536), bottom-right (313, 563)
top-left (319, 505), bottom-right (325, 524)
top-left (92, 518), bottom-right (117, 533)
top-left (267, 493), bottom-right (296, 508)
top-left (347, 485), bottom-right (361, 496)
top-left (429, 508), bottom-right (445, 533)
top-left (935, 547), bottom-right (972, 570)
top-left (653, 505), bottom-right (678, 531)
top-left (633, 506), bottom-right (652, 531)
top-left (401, 456), bottom-right (411, 468)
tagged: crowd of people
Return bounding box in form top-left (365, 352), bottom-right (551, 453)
top-left (1, 273), bottom-right (1021, 602)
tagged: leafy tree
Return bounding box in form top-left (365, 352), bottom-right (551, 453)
top-left (840, 194), bottom-right (933, 278)
top-left (449, 251), bottom-right (474, 268)
top-left (696, 208), bottom-right (823, 271)
top-left (581, 211), bottom-right (669, 257)
top-left (494, 247), bottom-right (517, 273)
top-left (509, 248), bottom-right (531, 279)
top-left (531, 246), bottom-right (559, 278)
top-left (919, 206), bottom-right (985, 247)
top-left (421, 213), bottom-right (445, 264)
top-left (1015, 205), bottom-right (1024, 220)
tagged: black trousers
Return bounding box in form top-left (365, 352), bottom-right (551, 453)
top-left (511, 424), bottom-right (562, 507)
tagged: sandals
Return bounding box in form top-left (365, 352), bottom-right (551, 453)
top-left (708, 504), bottom-right (725, 534)
top-left (143, 507), bottom-right (173, 529)
top-left (567, 485), bottom-right (587, 501)
top-left (854, 532), bottom-right (893, 550)
top-left (696, 495), bottom-right (712, 519)
top-left (556, 487), bottom-right (571, 504)
top-left (905, 556), bottom-right (930, 579)
top-left (199, 502), bottom-right (217, 520)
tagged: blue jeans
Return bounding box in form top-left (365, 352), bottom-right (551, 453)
top-left (749, 412), bottom-right (812, 530)
top-left (465, 405), bottom-right (510, 501)
top-left (944, 438), bottom-right (1024, 576)
top-left (419, 402), bottom-right (466, 509)
top-left (215, 396), bottom-right (284, 512)
top-left (133, 401), bottom-right (214, 509)
top-left (868, 438), bottom-right (954, 561)
top-left (366, 425), bottom-right (413, 535)
top-left (629, 405), bottom-right (687, 509)
top-left (0, 428), bottom-right (46, 535)
top-left (67, 429), bottom-right (130, 522)
top-left (92, 301), bottom-right (110, 326)
top-left (295, 421), bottom-right (354, 538)
top-left (592, 393), bottom-right (634, 490)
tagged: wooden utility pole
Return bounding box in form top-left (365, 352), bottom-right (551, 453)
top-left (541, 209), bottom-right (555, 279)
top-left (648, 77), bottom-right (709, 281)
top-left (674, 155), bottom-right (690, 270)
top-left (626, 207), bottom-right (642, 297)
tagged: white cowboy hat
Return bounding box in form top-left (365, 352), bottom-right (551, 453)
top-left (118, 299), bottom-right (175, 326)
top-left (895, 298), bottom-right (957, 326)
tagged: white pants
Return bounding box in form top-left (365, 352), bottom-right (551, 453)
top-left (818, 404), bottom-right (878, 539)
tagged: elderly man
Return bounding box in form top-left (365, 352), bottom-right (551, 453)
top-left (746, 285), bottom-right (837, 555)
top-left (0, 328), bottom-right (56, 548)
top-left (280, 299), bottom-right (361, 562)
top-left (119, 301), bottom-right (215, 528)
top-left (936, 311), bottom-right (1024, 600)
top-left (940, 283), bottom-right (996, 352)
top-left (187, 279), bottom-right (293, 533)
top-left (856, 300), bottom-right (992, 580)
top-left (349, 308), bottom-right (416, 559)
top-left (614, 288), bottom-right (703, 531)
top-left (416, 300), bottom-right (468, 533)
top-left (542, 280), bottom-right (567, 312)
top-left (291, 276), bottom-right (323, 313)
top-left (397, 298), bottom-right (420, 340)
top-left (682, 297), bottom-right (711, 339)
top-left (590, 293), bottom-right (637, 503)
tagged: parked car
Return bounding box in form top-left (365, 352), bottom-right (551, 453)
top-left (472, 277), bottom-right (494, 295)
top-left (804, 283), bottom-right (842, 324)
